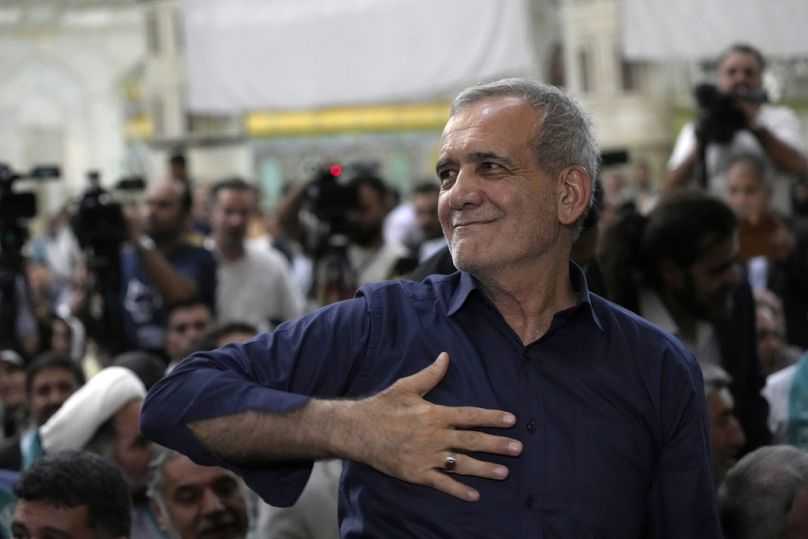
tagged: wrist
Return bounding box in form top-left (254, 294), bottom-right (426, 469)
top-left (134, 235), bottom-right (155, 251)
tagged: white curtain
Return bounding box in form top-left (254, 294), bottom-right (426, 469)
top-left (621, 0), bottom-right (808, 61)
top-left (180, 0), bottom-right (536, 113)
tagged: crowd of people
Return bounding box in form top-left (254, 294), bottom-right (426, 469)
top-left (0, 42), bottom-right (808, 538)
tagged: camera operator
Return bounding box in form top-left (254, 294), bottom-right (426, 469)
top-left (120, 179), bottom-right (217, 354)
top-left (277, 165), bottom-right (407, 305)
top-left (665, 43), bottom-right (808, 215)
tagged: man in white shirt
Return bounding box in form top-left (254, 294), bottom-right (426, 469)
top-left (666, 43), bottom-right (807, 215)
top-left (209, 178), bottom-right (303, 331)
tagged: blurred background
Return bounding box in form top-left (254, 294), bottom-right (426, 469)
top-left (1, 0), bottom-right (807, 218)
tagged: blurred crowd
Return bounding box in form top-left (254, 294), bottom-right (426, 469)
top-left (1, 42), bottom-right (808, 538)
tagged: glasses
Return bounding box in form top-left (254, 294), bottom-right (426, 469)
top-left (169, 321), bottom-right (209, 334)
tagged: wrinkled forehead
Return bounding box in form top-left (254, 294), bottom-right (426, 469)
top-left (439, 96), bottom-right (542, 159)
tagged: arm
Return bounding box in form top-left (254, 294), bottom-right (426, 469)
top-left (663, 146), bottom-right (699, 191)
top-left (187, 354), bottom-right (521, 502)
top-left (663, 123), bottom-right (700, 191)
top-left (141, 297), bottom-right (521, 503)
top-left (123, 203), bottom-right (200, 303)
top-left (647, 353), bottom-right (722, 537)
top-left (751, 125), bottom-right (808, 176)
top-left (131, 240), bottom-right (199, 303)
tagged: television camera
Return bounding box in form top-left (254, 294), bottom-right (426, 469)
top-left (0, 162), bottom-right (59, 351)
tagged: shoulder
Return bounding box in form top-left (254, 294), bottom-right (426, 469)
top-left (589, 292), bottom-right (697, 368)
top-left (358, 273), bottom-right (456, 303)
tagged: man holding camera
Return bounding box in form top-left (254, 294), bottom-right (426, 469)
top-left (666, 43), bottom-right (807, 215)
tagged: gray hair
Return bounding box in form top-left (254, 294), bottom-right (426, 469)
top-left (450, 78), bottom-right (600, 237)
top-left (147, 443), bottom-right (178, 501)
top-left (719, 445), bottom-right (808, 538)
top-left (702, 364), bottom-right (732, 395)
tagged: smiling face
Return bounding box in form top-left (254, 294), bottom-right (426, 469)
top-left (436, 96), bottom-right (567, 277)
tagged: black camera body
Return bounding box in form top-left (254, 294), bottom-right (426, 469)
top-left (304, 164), bottom-right (359, 235)
top-left (70, 172), bottom-right (145, 277)
top-left (0, 163), bottom-right (59, 272)
top-left (693, 83), bottom-right (768, 144)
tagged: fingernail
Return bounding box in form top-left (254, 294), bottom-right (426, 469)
top-left (508, 441), bottom-right (522, 454)
top-left (493, 465), bottom-right (508, 479)
top-left (466, 489), bottom-right (480, 502)
top-left (502, 413), bottom-right (516, 425)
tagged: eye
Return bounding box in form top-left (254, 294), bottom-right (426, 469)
top-left (480, 161), bottom-right (504, 173)
top-left (212, 477), bottom-right (239, 497)
top-left (437, 168), bottom-right (457, 188)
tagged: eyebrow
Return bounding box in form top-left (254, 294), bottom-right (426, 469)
top-left (435, 151), bottom-right (513, 174)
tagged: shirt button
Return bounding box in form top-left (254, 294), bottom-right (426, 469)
top-left (524, 495), bottom-right (535, 508)
top-left (526, 419), bottom-right (536, 432)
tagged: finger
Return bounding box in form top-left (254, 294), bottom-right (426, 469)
top-left (440, 405), bottom-right (516, 430)
top-left (395, 352), bottom-right (450, 397)
top-left (450, 429), bottom-right (523, 457)
top-left (425, 469), bottom-right (480, 502)
top-left (437, 451), bottom-right (510, 482)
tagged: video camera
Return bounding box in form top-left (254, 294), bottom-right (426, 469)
top-left (693, 83), bottom-right (768, 144)
top-left (0, 163), bottom-right (60, 272)
top-left (70, 171), bottom-right (145, 278)
top-left (303, 163), bottom-right (359, 239)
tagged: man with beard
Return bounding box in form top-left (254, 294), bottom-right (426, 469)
top-left (600, 190), bottom-right (770, 452)
top-left (147, 444), bottom-right (249, 539)
top-left (342, 174), bottom-right (407, 287)
top-left (665, 43), bottom-right (807, 215)
top-left (0, 352), bottom-right (84, 470)
top-left (121, 179), bottom-right (217, 353)
top-left (40, 366), bottom-right (160, 538)
top-left (276, 168), bottom-right (407, 304)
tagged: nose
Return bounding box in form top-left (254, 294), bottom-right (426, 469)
top-left (201, 488), bottom-right (226, 514)
top-left (446, 168), bottom-right (483, 210)
top-left (729, 417), bottom-right (746, 450)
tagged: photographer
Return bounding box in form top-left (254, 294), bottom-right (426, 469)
top-left (119, 179), bottom-right (217, 354)
top-left (665, 43), bottom-right (807, 215)
top-left (277, 165), bottom-right (407, 306)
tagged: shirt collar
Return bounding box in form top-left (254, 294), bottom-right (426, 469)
top-left (447, 262), bottom-right (603, 332)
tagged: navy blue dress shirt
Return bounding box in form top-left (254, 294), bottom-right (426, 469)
top-left (141, 265), bottom-right (721, 538)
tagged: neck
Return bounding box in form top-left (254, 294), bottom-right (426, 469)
top-left (478, 255), bottom-right (576, 345)
top-left (659, 287), bottom-right (697, 340)
top-left (215, 237), bottom-right (245, 261)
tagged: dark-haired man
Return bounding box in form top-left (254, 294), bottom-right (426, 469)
top-left (620, 191), bottom-right (771, 452)
top-left (12, 450), bottom-right (131, 539)
top-left (121, 179), bottom-right (217, 353)
top-left (666, 43), bottom-right (807, 214)
top-left (0, 352), bottom-right (84, 471)
top-left (208, 178), bottom-right (302, 331)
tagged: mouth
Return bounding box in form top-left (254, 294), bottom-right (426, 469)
top-left (197, 522), bottom-right (243, 538)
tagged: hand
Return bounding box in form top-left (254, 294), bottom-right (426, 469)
top-left (337, 352), bottom-right (522, 502)
top-left (121, 201), bottom-right (143, 244)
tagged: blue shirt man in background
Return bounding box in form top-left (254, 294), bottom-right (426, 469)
top-left (141, 79), bottom-right (720, 537)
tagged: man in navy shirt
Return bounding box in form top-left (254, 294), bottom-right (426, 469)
top-left (120, 178), bottom-right (217, 353)
top-left (141, 79), bottom-right (720, 537)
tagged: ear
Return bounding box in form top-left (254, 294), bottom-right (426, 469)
top-left (557, 166), bottom-right (592, 227)
top-left (659, 259), bottom-right (684, 290)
